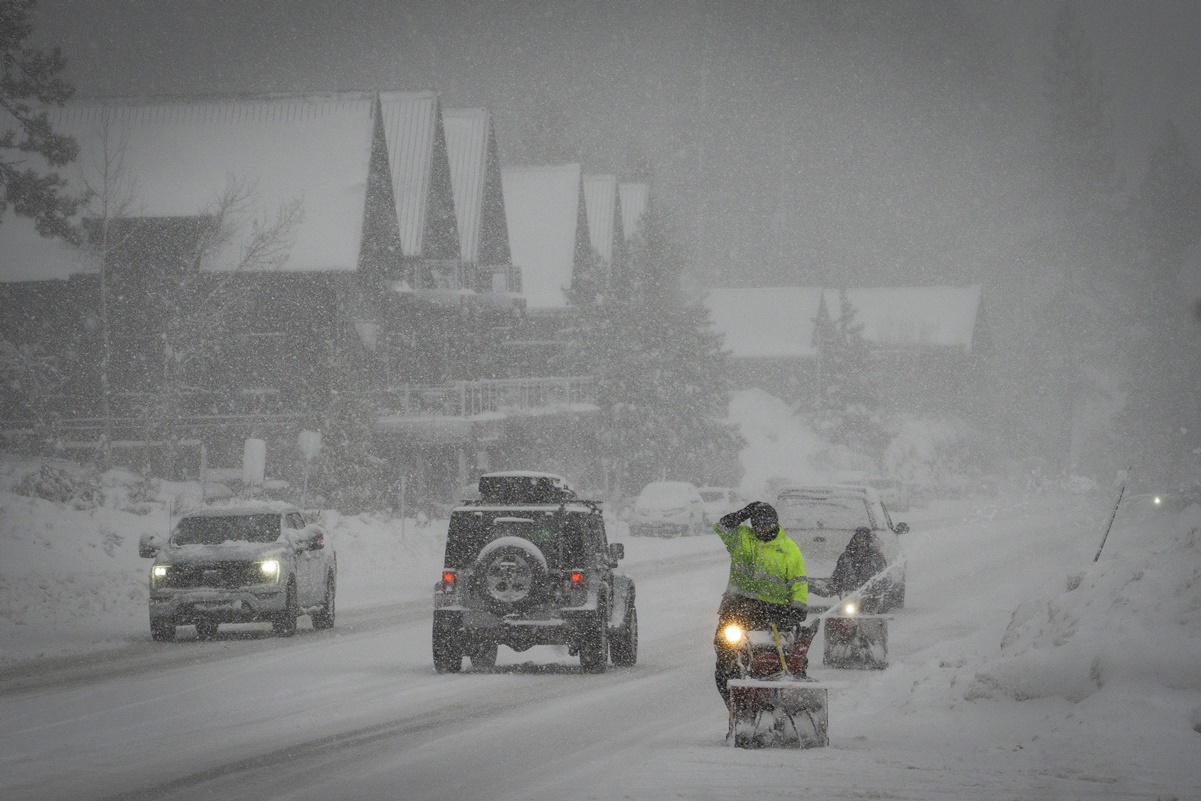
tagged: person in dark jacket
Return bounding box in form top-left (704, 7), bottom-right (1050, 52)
top-left (829, 526), bottom-right (888, 613)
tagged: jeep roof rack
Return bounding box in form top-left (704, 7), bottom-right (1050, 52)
top-left (476, 471), bottom-right (578, 505)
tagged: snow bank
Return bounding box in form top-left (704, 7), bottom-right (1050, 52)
top-left (728, 389), bottom-right (828, 496)
top-left (0, 456), bottom-right (448, 664)
top-left (966, 507), bottom-right (1201, 703)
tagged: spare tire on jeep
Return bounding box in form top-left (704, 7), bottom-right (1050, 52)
top-left (473, 536), bottom-right (549, 613)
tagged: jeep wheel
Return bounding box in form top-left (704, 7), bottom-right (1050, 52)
top-left (579, 607), bottom-right (609, 674)
top-left (150, 615), bottom-right (176, 642)
top-left (433, 623), bottom-right (463, 674)
top-left (273, 580), bottom-right (299, 637)
top-left (195, 620), bottom-right (218, 640)
top-left (468, 638), bottom-right (498, 669)
top-left (610, 605), bottom-right (638, 667)
top-left (475, 537), bottom-right (547, 613)
top-left (311, 573), bottom-right (336, 630)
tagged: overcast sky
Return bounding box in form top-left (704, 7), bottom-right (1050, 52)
top-left (31, 0), bottom-right (1201, 289)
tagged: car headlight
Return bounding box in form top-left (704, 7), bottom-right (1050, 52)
top-left (842, 601), bottom-right (859, 616)
top-left (151, 564), bottom-right (169, 587)
top-left (723, 624), bottom-right (744, 645)
top-left (260, 559), bottom-right (281, 580)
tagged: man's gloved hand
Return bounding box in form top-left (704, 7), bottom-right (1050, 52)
top-left (719, 502), bottom-right (760, 530)
top-left (784, 605), bottom-right (808, 627)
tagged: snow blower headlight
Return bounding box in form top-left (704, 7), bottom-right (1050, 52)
top-left (723, 624), bottom-right (745, 645)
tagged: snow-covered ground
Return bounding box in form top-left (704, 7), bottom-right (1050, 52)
top-left (1, 390), bottom-right (1200, 799)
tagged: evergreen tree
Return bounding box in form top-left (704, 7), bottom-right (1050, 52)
top-left (314, 326), bottom-right (388, 512)
top-left (0, 0), bottom-right (82, 243)
top-left (574, 202), bottom-right (742, 495)
top-left (623, 202), bottom-right (687, 310)
top-left (812, 289), bottom-right (889, 460)
top-left (1118, 121), bottom-right (1201, 482)
top-left (1031, 1), bottom-right (1127, 477)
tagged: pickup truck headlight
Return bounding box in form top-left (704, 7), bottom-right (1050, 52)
top-left (259, 559), bottom-right (281, 581)
top-left (151, 564), bottom-right (169, 587)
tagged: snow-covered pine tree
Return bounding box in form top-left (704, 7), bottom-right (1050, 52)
top-left (1117, 121), bottom-right (1201, 483)
top-left (811, 288), bottom-right (889, 461)
top-left (573, 202), bottom-right (742, 496)
top-left (0, 0), bottom-right (82, 244)
top-left (313, 325), bottom-right (389, 512)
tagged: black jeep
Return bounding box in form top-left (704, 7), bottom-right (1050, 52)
top-left (432, 471), bottom-right (637, 673)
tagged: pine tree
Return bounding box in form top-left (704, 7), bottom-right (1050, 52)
top-left (1032, 1), bottom-right (1127, 477)
top-left (314, 326), bottom-right (388, 512)
top-left (0, 0), bottom-right (82, 243)
top-left (1118, 121), bottom-right (1201, 483)
top-left (811, 289), bottom-right (888, 460)
top-left (574, 202), bottom-right (742, 495)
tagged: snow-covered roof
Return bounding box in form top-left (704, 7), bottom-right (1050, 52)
top-left (444, 107), bottom-right (509, 268)
top-left (705, 285), bottom-right (983, 358)
top-left (705, 287), bottom-right (826, 358)
top-left (443, 108), bottom-right (489, 264)
top-left (583, 174), bottom-right (619, 265)
top-left (825, 286), bottom-right (982, 350)
top-left (378, 91), bottom-right (459, 260)
top-left (502, 163), bottom-right (585, 308)
top-left (618, 182), bottom-right (650, 241)
top-left (0, 93), bottom-right (378, 282)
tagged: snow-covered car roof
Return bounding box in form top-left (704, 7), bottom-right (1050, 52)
top-left (481, 470), bottom-right (568, 481)
top-left (180, 501), bottom-right (300, 518)
top-left (637, 481), bottom-right (700, 497)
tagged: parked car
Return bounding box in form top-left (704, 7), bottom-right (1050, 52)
top-left (138, 501), bottom-right (336, 641)
top-left (774, 484), bottom-right (908, 610)
top-left (629, 480), bottom-right (708, 537)
top-left (432, 471), bottom-right (637, 673)
top-left (698, 486), bottom-right (746, 523)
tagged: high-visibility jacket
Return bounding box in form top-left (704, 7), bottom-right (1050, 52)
top-left (713, 520), bottom-right (807, 609)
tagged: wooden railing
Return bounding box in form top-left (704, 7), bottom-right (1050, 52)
top-left (375, 376), bottom-right (596, 418)
top-left (0, 377), bottom-right (598, 446)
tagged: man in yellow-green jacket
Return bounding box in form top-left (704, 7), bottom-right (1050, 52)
top-left (712, 500), bottom-right (809, 704)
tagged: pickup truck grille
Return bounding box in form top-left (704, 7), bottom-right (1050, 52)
top-left (162, 562), bottom-right (267, 589)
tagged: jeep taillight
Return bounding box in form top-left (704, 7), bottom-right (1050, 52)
top-left (569, 570), bottom-right (585, 584)
top-left (440, 570), bottom-right (456, 590)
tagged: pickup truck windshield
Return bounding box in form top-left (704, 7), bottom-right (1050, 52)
top-left (172, 514), bottom-right (281, 545)
top-left (778, 497), bottom-right (871, 531)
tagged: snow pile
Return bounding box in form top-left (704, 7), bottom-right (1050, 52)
top-left (968, 506), bottom-right (1201, 703)
top-left (0, 491), bottom-right (151, 647)
top-left (729, 389), bottom-right (828, 496)
top-left (881, 415), bottom-right (976, 491)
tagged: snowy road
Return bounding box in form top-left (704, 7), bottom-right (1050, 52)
top-left (2, 497), bottom-right (1198, 800)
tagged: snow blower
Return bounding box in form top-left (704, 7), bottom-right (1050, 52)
top-left (723, 619), bottom-right (830, 749)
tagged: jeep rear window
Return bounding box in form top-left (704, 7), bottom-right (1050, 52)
top-left (172, 514), bottom-right (282, 545)
top-left (445, 510), bottom-right (585, 569)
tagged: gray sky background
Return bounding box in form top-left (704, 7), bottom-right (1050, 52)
top-left (31, 0), bottom-right (1201, 289)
